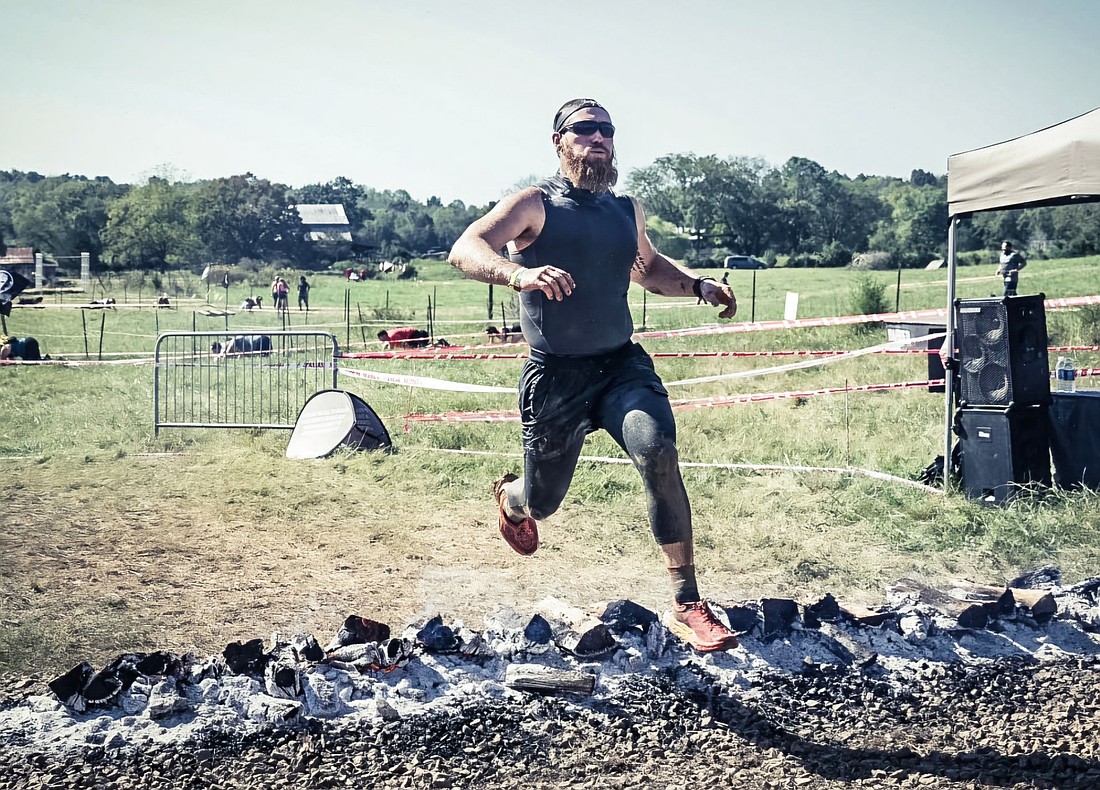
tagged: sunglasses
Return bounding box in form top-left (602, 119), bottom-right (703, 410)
top-left (562, 121), bottom-right (616, 138)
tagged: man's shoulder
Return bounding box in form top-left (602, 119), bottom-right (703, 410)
top-left (489, 186), bottom-right (548, 222)
top-left (498, 185), bottom-right (546, 206)
top-left (617, 192), bottom-right (638, 207)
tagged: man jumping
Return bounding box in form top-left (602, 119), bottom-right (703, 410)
top-left (448, 97), bottom-right (740, 652)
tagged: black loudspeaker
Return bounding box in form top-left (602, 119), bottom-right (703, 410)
top-left (956, 407), bottom-right (1051, 504)
top-left (955, 294), bottom-right (1050, 408)
top-left (1048, 391), bottom-right (1100, 490)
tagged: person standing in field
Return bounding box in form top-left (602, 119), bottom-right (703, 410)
top-left (297, 275), bottom-right (311, 312)
top-left (448, 97), bottom-right (740, 653)
top-left (272, 277), bottom-right (290, 313)
top-left (997, 241), bottom-right (1027, 297)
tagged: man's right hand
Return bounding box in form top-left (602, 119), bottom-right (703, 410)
top-left (699, 280), bottom-right (737, 319)
top-left (513, 266), bottom-right (575, 301)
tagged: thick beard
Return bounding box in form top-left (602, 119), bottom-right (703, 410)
top-left (557, 142), bottom-right (618, 193)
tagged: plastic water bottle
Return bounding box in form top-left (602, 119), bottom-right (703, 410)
top-left (1055, 356), bottom-right (1077, 393)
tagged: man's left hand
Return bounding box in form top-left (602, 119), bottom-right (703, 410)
top-left (700, 280), bottom-right (737, 319)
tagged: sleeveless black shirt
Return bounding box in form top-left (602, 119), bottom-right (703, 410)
top-left (510, 174), bottom-right (638, 357)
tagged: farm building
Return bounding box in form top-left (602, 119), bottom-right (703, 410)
top-left (0, 246), bottom-right (59, 285)
top-left (294, 204), bottom-right (353, 242)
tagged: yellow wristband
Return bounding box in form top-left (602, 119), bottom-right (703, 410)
top-left (508, 269), bottom-right (524, 291)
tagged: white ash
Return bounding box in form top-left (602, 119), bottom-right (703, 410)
top-left (1, 578), bottom-right (1098, 761)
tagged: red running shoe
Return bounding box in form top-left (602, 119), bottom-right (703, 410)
top-left (492, 474), bottom-right (539, 555)
top-left (666, 600), bottom-right (740, 652)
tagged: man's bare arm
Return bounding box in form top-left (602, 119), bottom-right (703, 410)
top-left (448, 188), bottom-right (543, 285)
top-left (629, 198), bottom-right (737, 319)
top-left (449, 188), bottom-right (575, 300)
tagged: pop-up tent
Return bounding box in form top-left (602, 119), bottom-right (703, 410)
top-left (943, 107), bottom-right (1100, 478)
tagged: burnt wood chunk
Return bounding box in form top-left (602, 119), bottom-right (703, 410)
top-left (839, 604), bottom-right (897, 628)
top-left (537, 599), bottom-right (618, 659)
top-left (1009, 587), bottom-right (1058, 623)
top-left (762, 598), bottom-right (800, 636)
top-left (889, 578), bottom-right (1009, 629)
top-left (804, 593), bottom-right (842, 628)
top-left (504, 664), bottom-right (595, 695)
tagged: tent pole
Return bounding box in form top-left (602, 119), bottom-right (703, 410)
top-left (943, 216), bottom-right (960, 489)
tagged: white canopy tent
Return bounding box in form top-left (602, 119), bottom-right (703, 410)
top-left (943, 107), bottom-right (1100, 480)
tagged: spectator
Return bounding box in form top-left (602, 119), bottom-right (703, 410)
top-left (272, 277), bottom-right (290, 313)
top-left (1, 335), bottom-right (43, 361)
top-left (997, 241), bottom-right (1027, 297)
top-left (298, 276), bottom-right (311, 312)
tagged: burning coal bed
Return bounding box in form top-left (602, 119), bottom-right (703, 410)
top-left (1, 570), bottom-right (1099, 789)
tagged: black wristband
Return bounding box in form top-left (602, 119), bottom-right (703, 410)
top-left (693, 277), bottom-right (715, 299)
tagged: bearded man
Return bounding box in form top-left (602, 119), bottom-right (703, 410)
top-left (448, 98), bottom-right (740, 653)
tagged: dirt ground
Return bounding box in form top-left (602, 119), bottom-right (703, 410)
top-left (0, 441), bottom-right (1014, 683)
top-left (1, 470), bottom-right (707, 678)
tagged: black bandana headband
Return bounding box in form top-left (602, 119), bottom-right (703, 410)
top-left (553, 98), bottom-right (607, 133)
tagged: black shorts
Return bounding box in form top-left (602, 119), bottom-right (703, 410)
top-left (519, 342), bottom-right (673, 460)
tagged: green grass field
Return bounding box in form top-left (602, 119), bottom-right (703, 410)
top-left (1, 256), bottom-right (1098, 676)
top-left (7, 255), bottom-right (1099, 356)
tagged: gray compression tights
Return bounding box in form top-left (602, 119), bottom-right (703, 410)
top-left (511, 396), bottom-right (692, 547)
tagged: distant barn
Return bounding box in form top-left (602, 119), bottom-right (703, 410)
top-left (294, 204), bottom-right (353, 242)
top-left (0, 246), bottom-right (58, 284)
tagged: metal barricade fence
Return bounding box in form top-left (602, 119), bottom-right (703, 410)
top-left (154, 331), bottom-right (339, 435)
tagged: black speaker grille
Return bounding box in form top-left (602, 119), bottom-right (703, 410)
top-left (955, 295), bottom-right (1050, 408)
top-left (957, 407), bottom-right (1051, 504)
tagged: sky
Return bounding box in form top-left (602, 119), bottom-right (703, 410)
top-left (2, 0), bottom-right (1099, 207)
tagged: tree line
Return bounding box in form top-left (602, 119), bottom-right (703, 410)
top-left (1, 158), bottom-right (1098, 274)
top-left (0, 172), bottom-right (484, 273)
top-left (627, 155), bottom-right (1100, 267)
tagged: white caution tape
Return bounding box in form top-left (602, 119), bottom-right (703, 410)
top-left (664, 332), bottom-right (944, 387)
top-left (339, 333), bottom-right (944, 394)
top-left (339, 366), bottom-right (514, 393)
top-left (416, 447), bottom-right (942, 495)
